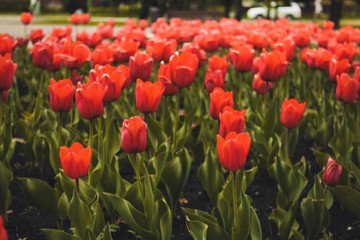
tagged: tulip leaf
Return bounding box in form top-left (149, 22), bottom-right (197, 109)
top-left (89, 198), bottom-right (105, 237)
top-left (181, 207), bottom-right (231, 240)
top-left (103, 192), bottom-right (157, 240)
top-left (103, 222), bottom-right (113, 240)
top-left (197, 151), bottom-right (225, 206)
top-left (232, 192), bottom-right (250, 240)
top-left (108, 120), bottom-right (121, 162)
top-left (329, 185), bottom-right (360, 218)
top-left (42, 229), bottom-right (80, 240)
top-left (68, 188), bottom-right (92, 237)
top-left (44, 132), bottom-right (61, 173)
top-left (250, 206), bottom-right (262, 240)
top-left (313, 151), bottom-right (331, 169)
top-left (147, 114), bottom-right (167, 148)
top-left (263, 96), bottom-right (280, 140)
top-left (57, 192), bottom-right (69, 222)
top-left (186, 220), bottom-right (208, 240)
top-left (0, 161), bottom-right (12, 219)
top-left (17, 177), bottom-right (60, 220)
top-left (148, 140), bottom-right (169, 187)
top-left (162, 148), bottom-right (192, 206)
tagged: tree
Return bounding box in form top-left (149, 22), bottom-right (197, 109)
top-left (329, 0), bottom-right (343, 29)
top-left (235, 0), bottom-right (243, 20)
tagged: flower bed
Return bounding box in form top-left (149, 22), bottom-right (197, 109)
top-left (1, 13), bottom-right (360, 240)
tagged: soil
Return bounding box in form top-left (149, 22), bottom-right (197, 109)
top-left (5, 135), bottom-right (360, 240)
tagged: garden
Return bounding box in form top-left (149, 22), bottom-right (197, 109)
top-left (0, 12), bottom-right (360, 240)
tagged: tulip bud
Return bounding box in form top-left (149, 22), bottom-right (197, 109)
top-left (209, 87), bottom-right (234, 120)
top-left (219, 106), bottom-right (245, 138)
top-left (48, 79), bottom-right (75, 113)
top-left (0, 53), bottom-right (17, 92)
top-left (135, 79), bottom-right (164, 114)
top-left (60, 142), bottom-right (92, 179)
top-left (20, 12), bottom-right (33, 25)
top-left (121, 116), bottom-right (147, 154)
top-left (336, 73), bottom-right (359, 103)
top-left (322, 158), bottom-right (342, 187)
top-left (217, 132), bottom-right (251, 171)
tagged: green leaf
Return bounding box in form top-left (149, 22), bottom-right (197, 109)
top-left (90, 199), bottom-right (105, 237)
top-left (108, 120), bottom-right (121, 163)
top-left (301, 197), bottom-right (328, 240)
top-left (0, 161), bottom-right (12, 219)
top-left (44, 132), bottom-right (61, 173)
top-left (149, 142), bottom-right (169, 187)
top-left (103, 222), bottom-right (113, 240)
top-left (68, 189), bottom-right (92, 236)
top-left (186, 220), bottom-right (208, 240)
top-left (181, 207), bottom-right (231, 240)
top-left (42, 229), bottom-right (80, 240)
top-left (159, 199), bottom-right (172, 240)
top-left (103, 192), bottom-right (157, 240)
top-left (232, 193), bottom-right (250, 240)
top-left (17, 177), bottom-right (60, 220)
top-left (330, 185), bottom-right (360, 218)
top-left (162, 148), bottom-right (192, 205)
top-left (279, 200), bottom-right (298, 240)
top-left (57, 192), bottom-right (69, 222)
top-left (197, 151), bottom-right (225, 206)
top-left (250, 207), bottom-right (262, 240)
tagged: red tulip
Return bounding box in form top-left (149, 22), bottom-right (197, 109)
top-left (259, 51), bottom-right (288, 82)
top-left (0, 34), bottom-right (16, 56)
top-left (136, 79), bottom-right (164, 114)
top-left (334, 42), bottom-right (356, 61)
top-left (121, 116), bottom-right (147, 154)
top-left (252, 73), bottom-right (273, 95)
top-left (157, 61), bottom-right (179, 96)
top-left (69, 14), bottom-right (81, 25)
top-left (270, 38), bottom-right (296, 62)
top-left (219, 106), bottom-right (245, 138)
top-left (336, 73), bottom-right (359, 103)
top-left (146, 38), bottom-right (177, 63)
top-left (80, 13), bottom-right (91, 24)
top-left (60, 142), bottom-right (91, 179)
top-left (30, 42), bottom-right (52, 69)
top-left (2, 90), bottom-right (8, 102)
top-left (315, 48), bottom-right (333, 71)
top-left (181, 42), bottom-right (207, 67)
top-left (129, 51), bottom-right (154, 83)
top-left (229, 44), bottom-right (255, 73)
top-left (169, 51), bottom-right (198, 88)
top-left (60, 41), bottom-right (91, 69)
top-left (75, 81), bottom-right (107, 119)
top-left (329, 57), bottom-right (351, 82)
top-left (292, 29), bottom-right (311, 48)
top-left (0, 53), bottom-right (16, 92)
top-left (48, 79), bottom-right (75, 112)
top-left (15, 37), bottom-right (29, 48)
top-left (208, 55), bottom-right (230, 78)
top-left (194, 33), bottom-right (220, 52)
top-left (322, 21), bottom-right (334, 30)
top-left (280, 99), bottom-right (306, 129)
top-left (322, 158), bottom-right (342, 187)
top-left (89, 64), bottom-right (127, 102)
top-left (210, 87), bottom-right (234, 120)
top-left (205, 69), bottom-right (225, 94)
top-left (52, 25), bottom-right (72, 39)
top-left (71, 70), bottom-right (84, 85)
top-left (91, 45), bottom-right (113, 66)
top-left (0, 216), bottom-right (8, 240)
top-left (252, 57), bottom-right (260, 74)
top-left (28, 29), bottom-right (45, 44)
top-left (76, 31), bottom-right (89, 43)
top-left (217, 132), bottom-right (251, 171)
top-left (20, 12), bottom-right (33, 25)
top-left (139, 19), bottom-right (149, 29)
top-left (110, 39), bottom-right (139, 63)
top-left (248, 31), bottom-right (268, 49)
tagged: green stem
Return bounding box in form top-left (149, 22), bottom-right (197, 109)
top-left (105, 102), bottom-right (111, 164)
top-left (342, 103), bottom-right (346, 125)
top-left (56, 220), bottom-right (63, 230)
top-left (238, 73), bottom-right (242, 108)
top-left (0, 90), bottom-right (3, 131)
top-left (89, 119), bottom-right (94, 151)
top-left (24, 25), bottom-right (27, 39)
top-left (58, 112), bottom-right (62, 149)
top-left (264, 81), bottom-right (269, 112)
top-left (286, 128), bottom-right (290, 163)
top-left (173, 89), bottom-right (181, 155)
top-left (133, 153), bottom-right (144, 201)
top-left (76, 178), bottom-right (80, 195)
top-left (160, 97), bottom-right (167, 130)
top-left (98, 117), bottom-right (102, 151)
top-left (232, 171), bottom-right (238, 226)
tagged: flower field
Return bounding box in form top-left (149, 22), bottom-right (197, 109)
top-left (1, 13), bottom-right (360, 239)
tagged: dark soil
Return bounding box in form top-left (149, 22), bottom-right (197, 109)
top-left (5, 135), bottom-right (360, 240)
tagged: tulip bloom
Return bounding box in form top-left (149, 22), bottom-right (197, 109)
top-left (0, 216), bottom-right (7, 240)
top-left (129, 51), bottom-right (154, 83)
top-left (329, 57), bottom-right (351, 82)
top-left (80, 13), bottom-right (91, 24)
top-left (259, 51), bottom-right (288, 83)
top-left (60, 142), bottom-right (92, 179)
top-left (252, 73), bottom-right (273, 95)
top-left (60, 41), bottom-right (91, 69)
top-left (89, 64), bottom-right (127, 102)
top-left (280, 99), bottom-right (306, 129)
top-left (136, 79), bottom-right (164, 114)
top-left (0, 34), bottom-right (16, 56)
top-left (181, 42), bottom-right (207, 67)
top-left (20, 12), bottom-right (33, 25)
top-left (48, 79), bottom-right (75, 113)
top-left (217, 132), bottom-right (251, 171)
top-left (69, 14), bottom-right (81, 25)
top-left (121, 116), bottom-right (147, 154)
top-left (229, 44), bottom-right (255, 73)
top-left (292, 29), bottom-right (311, 48)
top-left (322, 158), bottom-right (342, 187)
top-left (110, 39), bottom-right (140, 63)
top-left (146, 38), bottom-right (177, 63)
top-left (315, 48), bottom-right (333, 71)
top-left (205, 69), bottom-right (225, 94)
top-left (208, 55), bottom-right (230, 78)
top-left (210, 87), bottom-right (234, 120)
top-left (270, 38), bottom-right (296, 62)
top-left (336, 73), bottom-right (359, 103)
top-left (252, 57), bottom-right (260, 74)
top-left (334, 42), bottom-right (356, 61)
top-left (75, 81), bottom-right (107, 119)
top-left (157, 62), bottom-right (179, 96)
top-left (219, 106), bottom-right (246, 138)
top-left (28, 29), bottom-right (45, 44)
top-left (169, 51), bottom-right (198, 88)
top-left (91, 45), bottom-right (113, 66)
top-left (0, 53), bottom-right (17, 92)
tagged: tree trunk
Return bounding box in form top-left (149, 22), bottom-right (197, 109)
top-left (139, 0), bottom-right (150, 19)
top-left (329, 0), bottom-right (342, 29)
top-left (235, 0), bottom-right (243, 20)
top-left (224, 0), bottom-right (232, 18)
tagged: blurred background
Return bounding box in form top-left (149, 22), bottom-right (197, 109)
top-left (0, 0), bottom-right (358, 28)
